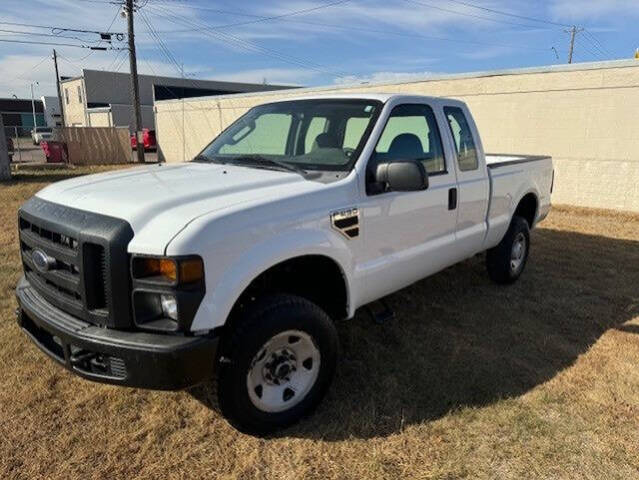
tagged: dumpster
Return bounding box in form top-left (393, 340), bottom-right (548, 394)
top-left (41, 141), bottom-right (68, 163)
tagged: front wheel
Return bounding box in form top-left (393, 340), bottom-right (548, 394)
top-left (215, 294), bottom-right (338, 435)
top-left (486, 215), bottom-right (530, 284)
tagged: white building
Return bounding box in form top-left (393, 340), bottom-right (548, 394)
top-left (41, 96), bottom-right (62, 127)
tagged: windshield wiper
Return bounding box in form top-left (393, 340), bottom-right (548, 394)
top-left (192, 154), bottom-right (225, 164)
top-left (228, 155), bottom-right (307, 176)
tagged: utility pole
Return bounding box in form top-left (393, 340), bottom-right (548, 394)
top-left (125, 0), bottom-right (145, 163)
top-left (53, 49), bottom-right (66, 128)
top-left (566, 25), bottom-right (583, 64)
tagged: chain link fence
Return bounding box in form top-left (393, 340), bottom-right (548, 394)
top-left (4, 126), bottom-right (48, 164)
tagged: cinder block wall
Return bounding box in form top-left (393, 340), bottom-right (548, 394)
top-left (155, 60), bottom-right (639, 212)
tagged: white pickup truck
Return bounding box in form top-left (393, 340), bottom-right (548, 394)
top-left (16, 94), bottom-right (552, 433)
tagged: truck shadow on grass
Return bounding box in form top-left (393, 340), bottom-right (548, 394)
top-left (191, 227), bottom-right (639, 440)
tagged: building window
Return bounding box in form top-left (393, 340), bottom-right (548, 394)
top-left (77, 86), bottom-right (83, 104)
top-left (64, 88), bottom-right (69, 105)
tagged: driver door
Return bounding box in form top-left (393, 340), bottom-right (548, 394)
top-left (357, 103), bottom-right (459, 304)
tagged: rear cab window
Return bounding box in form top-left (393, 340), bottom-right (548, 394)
top-left (444, 106), bottom-right (479, 171)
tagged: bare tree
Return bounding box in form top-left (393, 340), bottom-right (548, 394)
top-left (0, 116), bottom-right (11, 181)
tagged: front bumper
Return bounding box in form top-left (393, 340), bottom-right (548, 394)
top-left (15, 276), bottom-right (218, 390)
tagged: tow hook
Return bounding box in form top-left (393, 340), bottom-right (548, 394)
top-left (70, 350), bottom-right (109, 375)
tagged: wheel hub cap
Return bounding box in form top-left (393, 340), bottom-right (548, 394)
top-left (510, 232), bottom-right (527, 272)
top-left (247, 330), bottom-right (321, 413)
top-left (262, 348), bottom-right (297, 385)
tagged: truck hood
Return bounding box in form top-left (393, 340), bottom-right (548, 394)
top-left (36, 162), bottom-right (323, 254)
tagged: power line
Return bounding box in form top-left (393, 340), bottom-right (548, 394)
top-left (157, 0), bottom-right (354, 29)
top-left (150, 11), bottom-right (554, 54)
top-left (145, 4), bottom-right (350, 77)
top-left (114, 51), bottom-right (129, 72)
top-left (0, 28), bottom-right (98, 43)
top-left (442, 0), bottom-right (571, 28)
top-left (0, 38), bottom-right (123, 49)
top-left (573, 36), bottom-right (604, 60)
top-left (4, 54), bottom-right (50, 85)
top-left (578, 34), bottom-right (607, 59)
top-left (399, 0), bottom-right (558, 30)
top-left (105, 48), bottom-right (127, 70)
top-left (57, 53), bottom-right (85, 72)
top-left (76, 5), bottom-right (125, 62)
top-left (0, 20), bottom-right (125, 37)
top-left (582, 29), bottom-right (614, 57)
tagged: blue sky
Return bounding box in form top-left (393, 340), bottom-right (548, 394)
top-left (1, 0), bottom-right (638, 98)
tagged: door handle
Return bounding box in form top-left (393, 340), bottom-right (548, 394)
top-left (448, 188), bottom-right (458, 210)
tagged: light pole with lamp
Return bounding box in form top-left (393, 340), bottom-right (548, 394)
top-left (30, 81), bottom-right (39, 134)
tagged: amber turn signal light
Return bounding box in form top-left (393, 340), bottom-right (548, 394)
top-left (132, 256), bottom-right (203, 284)
top-left (178, 258), bottom-right (204, 284)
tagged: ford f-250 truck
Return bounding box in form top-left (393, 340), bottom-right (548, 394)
top-left (16, 94), bottom-right (552, 433)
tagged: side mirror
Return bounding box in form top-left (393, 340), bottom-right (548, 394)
top-left (375, 159), bottom-right (428, 192)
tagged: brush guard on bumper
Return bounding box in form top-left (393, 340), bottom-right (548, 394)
top-left (15, 276), bottom-right (218, 390)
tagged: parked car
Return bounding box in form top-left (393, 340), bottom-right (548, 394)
top-left (7, 137), bottom-right (13, 162)
top-left (15, 94), bottom-right (553, 434)
top-left (31, 127), bottom-right (53, 145)
top-left (131, 128), bottom-right (157, 151)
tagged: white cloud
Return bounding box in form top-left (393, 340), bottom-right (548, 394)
top-left (209, 68), bottom-right (318, 86)
top-left (549, 0), bottom-right (639, 20)
top-left (333, 70), bottom-right (441, 85)
top-left (458, 46), bottom-right (514, 60)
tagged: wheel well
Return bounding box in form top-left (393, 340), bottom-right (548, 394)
top-left (231, 255), bottom-right (348, 322)
top-left (514, 193), bottom-right (538, 228)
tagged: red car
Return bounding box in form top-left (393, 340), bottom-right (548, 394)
top-left (131, 129), bottom-right (157, 151)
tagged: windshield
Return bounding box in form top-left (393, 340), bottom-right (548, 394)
top-left (196, 99), bottom-right (381, 172)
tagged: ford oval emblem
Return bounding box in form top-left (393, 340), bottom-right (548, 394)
top-left (31, 249), bottom-right (55, 272)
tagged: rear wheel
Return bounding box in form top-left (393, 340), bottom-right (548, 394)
top-left (486, 215), bottom-right (530, 284)
top-left (215, 294), bottom-right (338, 435)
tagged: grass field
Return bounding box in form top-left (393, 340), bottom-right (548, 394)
top-left (1, 167), bottom-right (638, 479)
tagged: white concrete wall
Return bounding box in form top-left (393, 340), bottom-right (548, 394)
top-left (155, 60), bottom-right (639, 212)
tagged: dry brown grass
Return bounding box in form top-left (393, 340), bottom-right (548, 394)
top-left (1, 168), bottom-right (638, 479)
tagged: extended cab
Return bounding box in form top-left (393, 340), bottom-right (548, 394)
top-left (16, 94), bottom-right (552, 433)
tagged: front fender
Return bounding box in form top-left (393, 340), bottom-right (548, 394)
top-left (188, 228), bottom-right (355, 332)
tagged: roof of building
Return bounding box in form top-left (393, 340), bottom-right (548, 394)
top-left (0, 98), bottom-right (44, 112)
top-left (257, 93), bottom-right (458, 105)
top-left (60, 69), bottom-right (294, 91)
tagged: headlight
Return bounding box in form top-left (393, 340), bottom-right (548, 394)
top-left (132, 256), bottom-right (204, 284)
top-left (160, 294), bottom-right (178, 321)
top-left (131, 255), bottom-right (205, 333)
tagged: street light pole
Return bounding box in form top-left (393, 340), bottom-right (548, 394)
top-left (30, 81), bottom-right (39, 132)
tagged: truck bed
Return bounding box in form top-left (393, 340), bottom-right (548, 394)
top-left (485, 154), bottom-right (551, 168)
top-left (483, 153), bottom-right (554, 250)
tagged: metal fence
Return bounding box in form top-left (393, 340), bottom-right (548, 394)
top-left (3, 127), bottom-right (47, 164)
